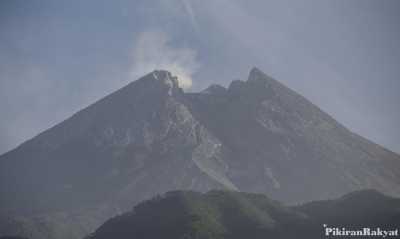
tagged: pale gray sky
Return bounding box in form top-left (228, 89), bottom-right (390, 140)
top-left (0, 0), bottom-right (399, 154)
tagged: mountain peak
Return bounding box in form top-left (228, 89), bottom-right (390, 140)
top-left (151, 70), bottom-right (179, 86)
top-left (135, 70), bottom-right (182, 96)
top-left (248, 67), bottom-right (275, 83)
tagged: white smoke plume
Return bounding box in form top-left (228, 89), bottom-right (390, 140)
top-left (130, 30), bottom-right (199, 89)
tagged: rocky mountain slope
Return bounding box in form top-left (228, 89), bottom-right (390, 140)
top-left (1, 68), bottom-right (399, 239)
top-left (86, 190), bottom-right (400, 239)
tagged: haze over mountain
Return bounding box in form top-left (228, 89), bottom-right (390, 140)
top-left (87, 190), bottom-right (400, 239)
top-left (1, 68), bottom-right (399, 239)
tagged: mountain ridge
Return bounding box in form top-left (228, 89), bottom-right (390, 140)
top-left (86, 189), bottom-right (400, 239)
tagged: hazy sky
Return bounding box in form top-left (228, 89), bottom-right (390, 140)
top-left (0, 0), bottom-right (399, 154)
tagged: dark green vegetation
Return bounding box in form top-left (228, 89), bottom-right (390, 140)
top-left (87, 190), bottom-right (400, 239)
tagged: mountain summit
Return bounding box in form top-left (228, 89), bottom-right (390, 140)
top-left (1, 68), bottom-right (400, 239)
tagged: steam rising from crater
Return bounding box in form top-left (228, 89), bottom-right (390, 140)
top-left (130, 31), bottom-right (199, 89)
